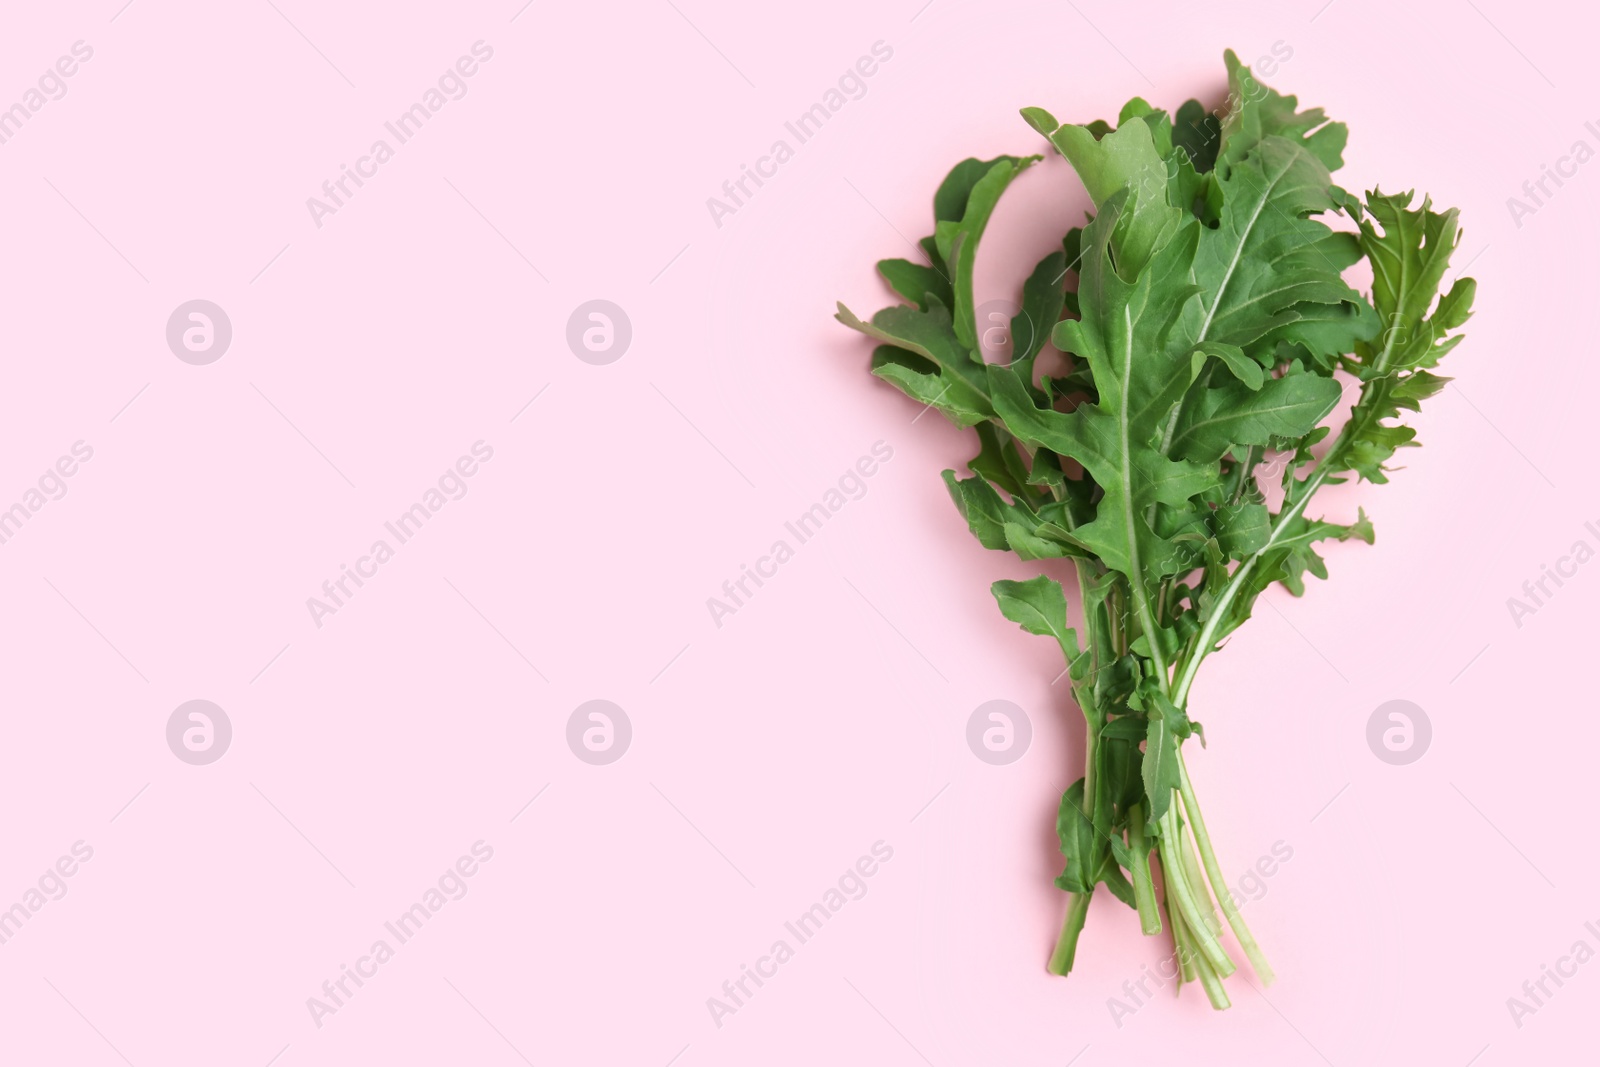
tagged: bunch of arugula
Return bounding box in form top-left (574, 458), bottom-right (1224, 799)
top-left (837, 51), bottom-right (1474, 1006)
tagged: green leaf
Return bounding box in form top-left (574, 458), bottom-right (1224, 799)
top-left (868, 346), bottom-right (989, 427)
top-left (967, 422), bottom-right (1031, 498)
top-left (1172, 98), bottom-right (1221, 173)
top-left (877, 257), bottom-right (951, 311)
top-left (1100, 855), bottom-right (1137, 908)
top-left (1170, 373), bottom-right (1344, 463)
top-left (1020, 106), bottom-right (1059, 137)
top-left (933, 157), bottom-right (1004, 223)
top-left (944, 471), bottom-right (1027, 549)
top-left (1192, 341), bottom-right (1263, 390)
top-left (1213, 500), bottom-right (1270, 557)
top-left (1270, 508), bottom-right (1374, 595)
top-left (994, 194), bottom-right (1215, 595)
top-left (1055, 780), bottom-right (1100, 894)
top-left (1434, 277), bottom-right (1476, 331)
top-left (991, 575), bottom-right (1085, 666)
top-left (1002, 520), bottom-right (1085, 561)
top-left (837, 301), bottom-right (993, 423)
top-left (1356, 190), bottom-right (1473, 376)
top-left (1190, 137), bottom-right (1372, 356)
top-left (946, 472), bottom-right (1087, 559)
top-left (933, 157), bottom-right (1039, 350)
top-left (1219, 49), bottom-right (1348, 171)
top-left (1142, 710), bottom-right (1180, 824)
top-left (1055, 779), bottom-right (1133, 907)
top-left (1100, 715), bottom-right (1148, 741)
top-left (1037, 116), bottom-right (1181, 275)
top-left (1011, 247), bottom-right (1068, 378)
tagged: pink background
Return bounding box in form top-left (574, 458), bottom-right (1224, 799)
top-left (0, 0), bottom-right (1589, 1063)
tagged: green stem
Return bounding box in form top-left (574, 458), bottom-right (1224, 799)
top-left (1227, 444), bottom-right (1261, 505)
top-left (1173, 899), bottom-right (1232, 1010)
top-left (1046, 736), bottom-right (1097, 973)
top-left (1048, 889), bottom-right (1093, 975)
top-left (1177, 750), bottom-right (1275, 984)
top-left (1156, 807), bottom-right (1235, 979)
top-left (1178, 817), bottom-right (1222, 938)
top-left (1161, 887), bottom-right (1192, 988)
top-left (1046, 561), bottom-right (1106, 977)
top-left (1127, 802), bottom-right (1161, 935)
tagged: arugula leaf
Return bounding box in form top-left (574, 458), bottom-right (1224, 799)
top-left (934, 157), bottom-right (1040, 349)
top-left (838, 301), bottom-right (995, 425)
top-left (1170, 373), bottom-right (1344, 463)
top-left (1056, 779), bottom-right (1135, 908)
top-left (1142, 707), bottom-right (1181, 824)
top-left (1219, 49), bottom-right (1347, 170)
top-left (1190, 137), bottom-right (1372, 357)
top-left (1028, 112), bottom-right (1182, 275)
top-left (946, 472), bottom-right (1087, 559)
top-left (876, 257), bottom-right (951, 311)
top-left (1012, 248), bottom-right (1069, 381)
top-left (1355, 190), bottom-right (1474, 377)
top-left (843, 50), bottom-right (1476, 1002)
top-left (991, 576), bottom-right (1086, 667)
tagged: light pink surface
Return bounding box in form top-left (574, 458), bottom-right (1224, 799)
top-left (0, 1), bottom-right (1589, 1064)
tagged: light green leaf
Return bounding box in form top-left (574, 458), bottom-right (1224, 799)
top-left (991, 575), bottom-right (1086, 666)
top-left (1192, 341), bottom-right (1263, 390)
top-left (1171, 373), bottom-right (1343, 463)
top-left (1142, 712), bottom-right (1179, 824)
